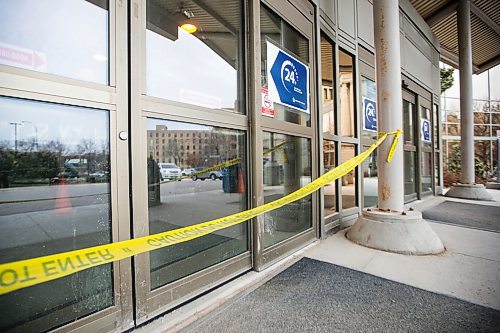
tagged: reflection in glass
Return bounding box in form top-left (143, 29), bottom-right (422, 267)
top-left (146, 0), bottom-right (243, 114)
top-left (404, 151), bottom-right (417, 195)
top-left (0, 97), bottom-right (112, 331)
top-left (339, 50), bottom-right (355, 138)
top-left (0, 0), bottom-right (109, 84)
top-left (362, 149), bottom-right (377, 207)
top-left (260, 5), bottom-right (310, 126)
top-left (433, 104), bottom-right (439, 149)
top-left (146, 119), bottom-right (247, 289)
top-left (321, 36), bottom-right (335, 135)
top-left (421, 152), bottom-right (432, 193)
top-left (403, 99), bottom-right (415, 144)
top-left (435, 152), bottom-right (440, 188)
top-left (323, 140), bottom-right (336, 216)
top-left (262, 132), bottom-right (311, 248)
top-left (341, 143), bottom-right (357, 209)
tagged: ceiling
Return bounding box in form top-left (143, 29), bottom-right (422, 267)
top-left (409, 0), bottom-right (500, 74)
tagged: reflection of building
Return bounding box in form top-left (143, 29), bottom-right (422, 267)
top-left (147, 125), bottom-right (238, 168)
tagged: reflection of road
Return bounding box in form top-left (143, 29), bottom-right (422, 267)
top-left (151, 179), bottom-right (247, 239)
top-left (0, 183), bottom-right (109, 216)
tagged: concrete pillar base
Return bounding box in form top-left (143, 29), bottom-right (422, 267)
top-left (485, 182), bottom-right (500, 190)
top-left (445, 183), bottom-right (493, 200)
top-left (346, 209), bottom-right (445, 255)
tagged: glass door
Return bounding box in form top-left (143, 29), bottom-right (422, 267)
top-left (420, 99), bottom-right (434, 196)
top-left (256, 0), bottom-right (317, 269)
top-left (402, 90), bottom-right (418, 201)
top-left (130, 0), bottom-right (251, 324)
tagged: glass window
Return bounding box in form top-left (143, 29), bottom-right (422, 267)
top-left (146, 0), bottom-right (244, 114)
top-left (490, 66), bottom-right (500, 101)
top-left (0, 97), bottom-right (112, 332)
top-left (146, 119), bottom-right (247, 289)
top-left (362, 148), bottom-right (377, 208)
top-left (339, 50), bottom-right (355, 137)
top-left (321, 35), bottom-right (335, 135)
top-left (421, 151), bottom-right (432, 193)
top-left (341, 143), bottom-right (357, 209)
top-left (0, 0), bottom-right (109, 84)
top-left (404, 151), bottom-right (417, 195)
top-left (472, 70), bottom-right (489, 100)
top-left (433, 104), bottom-right (439, 149)
top-left (403, 99), bottom-right (415, 145)
top-left (260, 5), bottom-right (310, 126)
top-left (262, 132), bottom-right (311, 248)
top-left (435, 152), bottom-right (441, 188)
top-left (361, 77), bottom-right (377, 140)
top-left (475, 140), bottom-right (492, 173)
top-left (421, 106), bottom-right (431, 149)
top-left (474, 125), bottom-right (490, 137)
top-left (323, 140), bottom-right (335, 216)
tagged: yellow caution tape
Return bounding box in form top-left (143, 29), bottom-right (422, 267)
top-left (0, 131), bottom-right (400, 295)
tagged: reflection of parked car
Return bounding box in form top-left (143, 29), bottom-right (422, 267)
top-left (181, 168), bottom-right (195, 176)
top-left (88, 171), bottom-right (109, 183)
top-left (50, 170), bottom-right (79, 185)
top-left (192, 167), bottom-right (221, 181)
top-left (158, 163), bottom-right (181, 180)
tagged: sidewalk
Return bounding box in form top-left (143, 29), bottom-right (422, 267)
top-left (141, 190), bottom-right (500, 332)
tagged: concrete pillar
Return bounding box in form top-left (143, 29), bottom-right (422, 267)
top-left (445, 0), bottom-right (493, 200)
top-left (458, 0), bottom-right (475, 185)
top-left (346, 0), bottom-right (444, 255)
top-left (372, 0), bottom-right (404, 212)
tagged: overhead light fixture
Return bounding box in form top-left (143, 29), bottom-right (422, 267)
top-left (180, 22), bottom-right (197, 34)
top-left (179, 9), bottom-right (197, 34)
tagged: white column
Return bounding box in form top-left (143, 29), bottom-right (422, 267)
top-left (458, 0), bottom-right (475, 184)
top-left (374, 0), bottom-right (404, 211)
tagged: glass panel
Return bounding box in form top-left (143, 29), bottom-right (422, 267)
top-left (260, 5), bottom-right (310, 126)
top-left (472, 70), bottom-right (489, 100)
top-left (403, 98), bottom-right (415, 145)
top-left (475, 140), bottom-right (492, 177)
top-left (146, 119), bottom-right (247, 289)
top-left (492, 112), bottom-right (500, 124)
top-left (474, 125), bottom-right (490, 136)
top-left (146, 0), bottom-right (244, 114)
top-left (0, 0), bottom-right (109, 84)
top-left (321, 36), bottom-right (335, 135)
top-left (361, 77), bottom-right (377, 140)
top-left (262, 132), bottom-right (311, 248)
top-left (362, 148), bottom-right (377, 208)
top-left (323, 140), bottom-right (335, 216)
top-left (341, 143), bottom-right (357, 209)
top-left (491, 66), bottom-right (500, 101)
top-left (433, 104), bottom-right (439, 148)
top-left (404, 151), bottom-right (417, 195)
top-left (0, 97), bottom-right (112, 331)
top-left (474, 112), bottom-right (490, 124)
top-left (420, 106), bottom-right (431, 149)
top-left (339, 50), bottom-right (355, 137)
top-left (446, 123), bottom-right (461, 136)
top-left (445, 140), bottom-right (460, 172)
top-left (435, 152), bottom-right (440, 188)
top-left (473, 101), bottom-right (490, 113)
top-left (421, 151), bottom-right (432, 193)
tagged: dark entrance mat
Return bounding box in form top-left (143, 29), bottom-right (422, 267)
top-left (422, 201), bottom-right (500, 232)
top-left (190, 258), bottom-right (500, 333)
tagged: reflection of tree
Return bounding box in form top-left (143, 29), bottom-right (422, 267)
top-left (165, 140), bottom-right (184, 166)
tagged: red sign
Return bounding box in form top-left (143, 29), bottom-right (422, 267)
top-left (0, 42), bottom-right (46, 71)
top-left (261, 87), bottom-right (275, 117)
